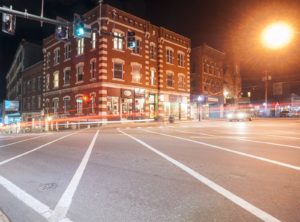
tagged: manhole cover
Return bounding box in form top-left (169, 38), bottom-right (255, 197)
top-left (38, 183), bottom-right (57, 192)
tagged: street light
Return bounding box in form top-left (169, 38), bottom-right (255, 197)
top-left (261, 21), bottom-right (294, 50)
top-left (197, 96), bottom-right (204, 121)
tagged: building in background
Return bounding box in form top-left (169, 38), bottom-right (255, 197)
top-left (42, 4), bottom-right (191, 123)
top-left (5, 40), bottom-right (43, 124)
top-left (190, 44), bottom-right (225, 119)
top-left (22, 61), bottom-right (43, 128)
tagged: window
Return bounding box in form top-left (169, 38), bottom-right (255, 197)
top-left (150, 43), bottom-right (156, 60)
top-left (178, 52), bottom-right (185, 67)
top-left (37, 76), bottom-right (41, 91)
top-left (166, 48), bottom-right (174, 64)
top-left (113, 32), bottom-right (123, 50)
top-left (178, 74), bottom-right (185, 88)
top-left (77, 38), bottom-right (84, 55)
top-left (63, 97), bottom-right (70, 114)
top-left (90, 60), bottom-right (96, 79)
top-left (107, 96), bottom-right (119, 115)
top-left (64, 43), bottom-right (71, 60)
top-left (38, 96), bottom-right (41, 109)
top-left (32, 96), bottom-right (36, 110)
top-left (46, 74), bottom-right (50, 90)
top-left (113, 62), bottom-right (123, 79)
top-left (92, 32), bottom-right (97, 49)
top-left (53, 98), bottom-right (59, 114)
top-left (90, 94), bottom-right (96, 113)
top-left (133, 39), bottom-right (141, 54)
top-left (76, 97), bottom-right (83, 114)
top-left (167, 73), bottom-right (174, 87)
top-left (76, 64), bottom-right (84, 82)
top-left (150, 69), bottom-right (156, 86)
top-left (46, 52), bottom-right (51, 68)
top-left (64, 68), bottom-right (71, 85)
top-left (131, 63), bottom-right (141, 83)
top-left (53, 71), bottom-right (59, 88)
top-left (54, 48), bottom-right (60, 65)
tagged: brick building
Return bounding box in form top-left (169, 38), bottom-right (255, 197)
top-left (190, 44), bottom-right (225, 118)
top-left (22, 61), bottom-right (43, 127)
top-left (43, 4), bottom-right (191, 122)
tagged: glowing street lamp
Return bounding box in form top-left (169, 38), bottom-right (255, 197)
top-left (261, 21), bottom-right (294, 50)
top-left (197, 96), bottom-right (204, 121)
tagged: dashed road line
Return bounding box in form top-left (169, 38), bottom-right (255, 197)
top-left (118, 129), bottom-right (280, 222)
top-left (142, 129), bottom-right (300, 171)
top-left (49, 130), bottom-right (99, 222)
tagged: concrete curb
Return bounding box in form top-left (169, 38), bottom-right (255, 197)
top-left (0, 209), bottom-right (10, 222)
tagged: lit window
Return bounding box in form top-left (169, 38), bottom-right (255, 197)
top-left (113, 32), bottom-right (123, 50)
top-left (150, 43), bottom-right (156, 60)
top-left (92, 32), bottom-right (97, 49)
top-left (76, 64), bottom-right (84, 82)
top-left (166, 48), bottom-right (174, 64)
top-left (132, 64), bottom-right (141, 83)
top-left (53, 71), bottom-right (59, 88)
top-left (133, 39), bottom-right (141, 54)
top-left (113, 62), bottom-right (123, 79)
top-left (167, 73), bottom-right (174, 87)
top-left (178, 53), bottom-right (185, 67)
top-left (150, 69), bottom-right (156, 86)
top-left (46, 52), bottom-right (51, 68)
top-left (178, 74), bottom-right (185, 88)
top-left (46, 74), bottom-right (50, 90)
top-left (77, 38), bottom-right (84, 55)
top-left (76, 97), bottom-right (83, 114)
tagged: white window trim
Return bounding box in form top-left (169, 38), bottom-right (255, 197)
top-left (130, 62), bottom-right (142, 84)
top-left (178, 73), bottom-right (185, 89)
top-left (90, 58), bottom-right (97, 80)
top-left (89, 92), bottom-right (96, 114)
top-left (53, 47), bottom-right (60, 66)
top-left (76, 62), bottom-right (84, 83)
top-left (53, 71), bottom-right (59, 89)
top-left (64, 42), bottom-right (71, 61)
top-left (63, 67), bottom-right (71, 86)
top-left (166, 71), bottom-right (175, 88)
top-left (150, 68), bottom-right (156, 86)
top-left (166, 47), bottom-right (174, 65)
top-left (63, 96), bottom-right (71, 114)
top-left (112, 58), bottom-right (125, 81)
top-left (112, 29), bottom-right (125, 51)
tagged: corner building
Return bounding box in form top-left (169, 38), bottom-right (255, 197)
top-left (43, 4), bottom-right (191, 122)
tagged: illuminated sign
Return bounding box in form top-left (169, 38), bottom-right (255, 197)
top-left (4, 100), bottom-right (19, 112)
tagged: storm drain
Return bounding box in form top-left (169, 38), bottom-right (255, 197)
top-left (38, 183), bottom-right (57, 192)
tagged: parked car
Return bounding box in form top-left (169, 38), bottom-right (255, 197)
top-left (226, 110), bottom-right (252, 121)
top-left (280, 110), bottom-right (291, 117)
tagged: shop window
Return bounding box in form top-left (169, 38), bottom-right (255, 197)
top-left (76, 97), bottom-right (83, 114)
top-left (63, 97), bottom-right (70, 114)
top-left (107, 96), bottom-right (119, 115)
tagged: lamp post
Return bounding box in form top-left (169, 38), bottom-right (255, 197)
top-left (197, 95), bottom-right (204, 121)
top-left (260, 21), bottom-right (294, 116)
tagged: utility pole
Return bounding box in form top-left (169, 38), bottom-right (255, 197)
top-left (263, 71), bottom-right (272, 116)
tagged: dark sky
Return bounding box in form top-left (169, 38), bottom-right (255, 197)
top-left (1, 0), bottom-right (300, 100)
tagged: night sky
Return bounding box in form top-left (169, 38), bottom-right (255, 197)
top-left (1, 0), bottom-right (300, 100)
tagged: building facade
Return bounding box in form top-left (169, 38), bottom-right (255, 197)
top-left (43, 4), bottom-right (191, 123)
top-left (190, 44), bottom-right (225, 118)
top-left (22, 61), bottom-right (43, 126)
top-left (5, 40), bottom-right (42, 124)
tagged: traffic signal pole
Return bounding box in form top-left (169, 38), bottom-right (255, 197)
top-left (0, 6), bottom-right (70, 27)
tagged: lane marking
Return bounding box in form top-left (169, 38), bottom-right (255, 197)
top-left (173, 129), bottom-right (300, 151)
top-left (0, 176), bottom-right (72, 222)
top-left (142, 129), bottom-right (300, 171)
top-left (0, 135), bottom-right (49, 148)
top-left (50, 130), bottom-right (99, 221)
top-left (118, 129), bottom-right (280, 222)
top-left (0, 131), bottom-right (82, 166)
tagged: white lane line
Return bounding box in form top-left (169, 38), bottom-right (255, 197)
top-left (0, 176), bottom-right (73, 222)
top-left (118, 129), bottom-right (280, 222)
top-left (0, 135), bottom-right (49, 148)
top-left (143, 129), bottom-right (300, 172)
top-left (0, 131), bottom-right (82, 166)
top-left (49, 130), bottom-right (99, 222)
top-left (173, 129), bottom-right (300, 151)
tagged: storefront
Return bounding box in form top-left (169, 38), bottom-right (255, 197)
top-left (162, 94), bottom-right (188, 120)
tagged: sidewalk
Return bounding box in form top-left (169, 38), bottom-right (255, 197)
top-left (0, 210), bottom-right (10, 222)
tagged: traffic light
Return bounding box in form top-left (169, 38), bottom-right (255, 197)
top-left (127, 31), bottom-right (136, 49)
top-left (73, 14), bottom-right (85, 38)
top-left (2, 12), bottom-right (16, 35)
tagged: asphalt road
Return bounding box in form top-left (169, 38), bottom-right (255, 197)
top-left (0, 119), bottom-right (300, 222)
